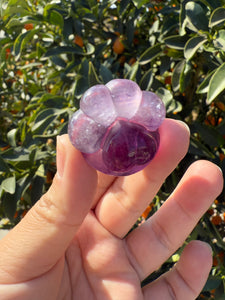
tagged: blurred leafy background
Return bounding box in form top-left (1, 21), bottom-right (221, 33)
top-left (0, 0), bottom-right (225, 298)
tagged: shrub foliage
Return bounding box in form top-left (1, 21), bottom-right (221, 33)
top-left (0, 0), bottom-right (225, 298)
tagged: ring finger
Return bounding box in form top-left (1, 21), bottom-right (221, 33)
top-left (125, 160), bottom-right (223, 281)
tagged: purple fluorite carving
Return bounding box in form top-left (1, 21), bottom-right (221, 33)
top-left (68, 79), bottom-right (165, 176)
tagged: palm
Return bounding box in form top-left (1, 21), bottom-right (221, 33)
top-left (64, 213), bottom-right (141, 299)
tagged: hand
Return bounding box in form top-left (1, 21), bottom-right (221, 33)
top-left (0, 119), bottom-right (223, 300)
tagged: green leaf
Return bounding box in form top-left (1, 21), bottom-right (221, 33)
top-left (44, 44), bottom-right (95, 57)
top-left (179, 61), bottom-right (192, 93)
top-left (7, 128), bottom-right (18, 147)
top-left (164, 35), bottom-right (189, 50)
top-left (127, 62), bottom-right (140, 81)
top-left (209, 7), bottom-right (225, 28)
top-left (207, 62), bottom-right (225, 104)
top-left (156, 87), bottom-right (182, 114)
top-left (214, 29), bottom-right (225, 51)
top-left (196, 70), bottom-right (215, 94)
top-left (31, 175), bottom-right (45, 205)
top-left (2, 192), bottom-right (17, 220)
top-left (132, 0), bottom-right (149, 9)
top-left (193, 122), bottom-right (224, 148)
top-left (35, 164), bottom-right (45, 178)
top-left (139, 69), bottom-right (153, 91)
top-left (189, 136), bottom-right (215, 159)
top-left (46, 10), bottom-right (64, 27)
top-left (138, 44), bottom-right (162, 65)
top-left (74, 76), bottom-right (89, 98)
top-left (2, 176), bottom-right (16, 194)
top-left (100, 65), bottom-right (113, 84)
top-left (184, 35), bottom-right (207, 60)
top-left (0, 155), bottom-right (10, 173)
top-left (13, 29), bottom-right (39, 60)
top-left (197, 0), bottom-right (221, 10)
top-left (88, 62), bottom-right (100, 87)
top-left (32, 108), bottom-right (67, 135)
top-left (202, 275), bottom-right (222, 292)
top-left (5, 0), bottom-right (30, 10)
top-left (172, 60), bottom-right (186, 92)
top-left (185, 2), bottom-right (208, 32)
top-left (5, 18), bottom-right (22, 29)
top-left (1, 147), bottom-right (30, 163)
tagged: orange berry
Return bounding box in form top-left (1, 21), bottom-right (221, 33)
top-left (218, 117), bottom-right (223, 125)
top-left (219, 153), bottom-right (225, 161)
top-left (213, 251), bottom-right (224, 266)
top-left (211, 214), bottom-right (222, 225)
top-left (16, 70), bottom-right (23, 76)
top-left (165, 76), bottom-right (172, 85)
top-left (5, 48), bottom-right (11, 59)
top-left (128, 57), bottom-right (136, 65)
top-left (114, 31), bottom-right (120, 37)
top-left (142, 204), bottom-right (153, 219)
top-left (214, 199), bottom-right (219, 205)
top-left (118, 55), bottom-right (126, 65)
top-left (22, 210), bottom-right (28, 218)
top-left (205, 114), bottom-right (216, 126)
top-left (216, 101), bottom-right (225, 111)
top-left (13, 211), bottom-right (18, 219)
top-left (24, 23), bottom-right (34, 30)
top-left (1, 145), bottom-right (10, 151)
top-left (74, 35), bottom-right (84, 48)
top-left (133, 38), bottom-right (139, 45)
top-left (46, 171), bottom-right (53, 184)
top-left (113, 37), bottom-right (125, 54)
top-left (207, 208), bottom-right (214, 215)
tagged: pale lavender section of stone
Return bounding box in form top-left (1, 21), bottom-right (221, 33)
top-left (106, 79), bottom-right (142, 119)
top-left (68, 110), bottom-right (107, 153)
top-left (131, 91), bottom-right (166, 131)
top-left (80, 85), bottom-right (117, 126)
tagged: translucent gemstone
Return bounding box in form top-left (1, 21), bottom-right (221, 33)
top-left (68, 110), bottom-right (107, 153)
top-left (68, 79), bottom-right (165, 176)
top-left (131, 91), bottom-right (166, 131)
top-left (82, 119), bottom-right (160, 176)
top-left (106, 79), bottom-right (142, 119)
top-left (80, 85), bottom-right (117, 126)
top-left (102, 119), bottom-right (159, 173)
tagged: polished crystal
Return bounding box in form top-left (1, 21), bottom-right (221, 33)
top-left (68, 79), bottom-right (165, 176)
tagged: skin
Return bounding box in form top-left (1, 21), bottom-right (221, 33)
top-left (0, 119), bottom-right (223, 300)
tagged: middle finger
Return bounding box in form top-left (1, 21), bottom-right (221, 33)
top-left (95, 119), bottom-right (190, 238)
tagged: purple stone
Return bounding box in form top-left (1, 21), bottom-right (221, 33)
top-left (68, 110), bottom-right (107, 153)
top-left (106, 79), bottom-right (142, 119)
top-left (131, 91), bottom-right (166, 131)
top-left (68, 79), bottom-right (165, 176)
top-left (80, 85), bottom-right (117, 126)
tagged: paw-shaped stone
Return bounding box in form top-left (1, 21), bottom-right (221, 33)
top-left (68, 79), bottom-right (165, 176)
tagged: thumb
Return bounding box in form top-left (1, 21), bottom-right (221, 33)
top-left (0, 134), bottom-right (97, 283)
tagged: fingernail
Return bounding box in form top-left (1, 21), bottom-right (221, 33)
top-left (56, 136), bottom-right (66, 178)
top-left (177, 120), bottom-right (190, 133)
